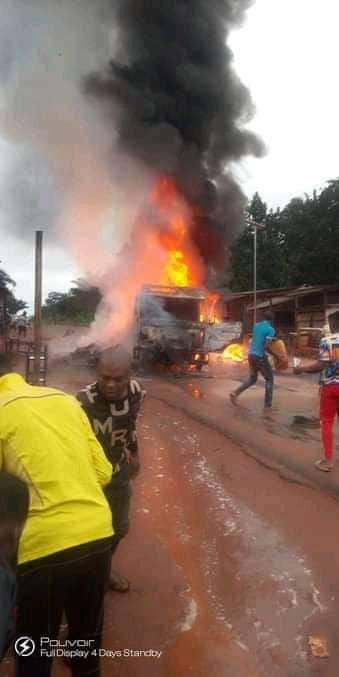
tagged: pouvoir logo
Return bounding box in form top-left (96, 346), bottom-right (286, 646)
top-left (14, 637), bottom-right (35, 657)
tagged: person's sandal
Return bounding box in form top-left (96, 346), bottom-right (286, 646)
top-left (315, 459), bottom-right (334, 472)
top-left (108, 573), bottom-right (130, 593)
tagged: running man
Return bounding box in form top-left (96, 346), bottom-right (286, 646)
top-left (230, 311), bottom-right (278, 410)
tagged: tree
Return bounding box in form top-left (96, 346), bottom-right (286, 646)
top-left (230, 181), bottom-right (339, 291)
top-left (0, 268), bottom-right (28, 319)
top-left (280, 181), bottom-right (339, 285)
top-left (0, 269), bottom-right (15, 290)
top-left (6, 293), bottom-right (28, 316)
top-left (42, 281), bottom-right (101, 323)
top-left (230, 193), bottom-right (288, 291)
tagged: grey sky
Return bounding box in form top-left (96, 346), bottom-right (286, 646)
top-left (230, 0), bottom-right (339, 207)
top-left (1, 0), bottom-right (339, 308)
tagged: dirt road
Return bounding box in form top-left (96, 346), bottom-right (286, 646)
top-left (1, 372), bottom-right (339, 676)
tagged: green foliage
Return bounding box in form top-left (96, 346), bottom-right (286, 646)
top-left (6, 292), bottom-right (28, 316)
top-left (42, 280), bottom-right (101, 324)
top-left (0, 268), bottom-right (28, 318)
top-left (230, 181), bottom-right (339, 291)
top-left (0, 269), bottom-right (15, 289)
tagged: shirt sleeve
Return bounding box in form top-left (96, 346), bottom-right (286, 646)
top-left (319, 338), bottom-right (331, 362)
top-left (78, 407), bottom-right (114, 487)
top-left (265, 326), bottom-right (276, 342)
top-left (76, 392), bottom-right (95, 432)
top-left (127, 383), bottom-right (146, 455)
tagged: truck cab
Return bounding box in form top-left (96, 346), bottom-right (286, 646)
top-left (133, 285), bottom-right (208, 369)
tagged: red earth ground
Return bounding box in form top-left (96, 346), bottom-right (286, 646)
top-left (1, 364), bottom-right (339, 676)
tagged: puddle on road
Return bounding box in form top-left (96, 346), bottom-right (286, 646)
top-left (174, 426), bottom-right (330, 672)
top-left (145, 410), bottom-right (332, 674)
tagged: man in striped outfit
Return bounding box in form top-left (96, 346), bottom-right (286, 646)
top-left (77, 346), bottom-right (145, 592)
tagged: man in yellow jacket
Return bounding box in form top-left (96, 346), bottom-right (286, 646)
top-left (0, 353), bottom-right (117, 677)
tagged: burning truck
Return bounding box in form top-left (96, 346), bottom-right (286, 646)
top-left (71, 283), bottom-right (242, 371)
top-left (68, 176), bottom-right (243, 370)
top-left (133, 284), bottom-right (207, 370)
top-left (133, 284), bottom-right (242, 370)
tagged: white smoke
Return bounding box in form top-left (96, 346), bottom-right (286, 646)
top-left (0, 1), bottom-right (154, 250)
top-left (0, 0), bottom-right (159, 349)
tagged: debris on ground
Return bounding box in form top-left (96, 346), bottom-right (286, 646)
top-left (293, 415), bottom-right (320, 428)
top-left (308, 636), bottom-right (330, 658)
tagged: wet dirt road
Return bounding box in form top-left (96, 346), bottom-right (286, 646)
top-left (2, 381), bottom-right (339, 677)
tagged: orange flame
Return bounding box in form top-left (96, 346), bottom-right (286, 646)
top-left (200, 292), bottom-right (222, 323)
top-left (74, 175), bottom-right (207, 348)
top-left (149, 177), bottom-right (204, 287)
top-left (165, 251), bottom-right (190, 287)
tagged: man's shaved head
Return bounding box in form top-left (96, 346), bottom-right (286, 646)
top-left (263, 310), bottom-right (274, 323)
top-left (97, 345), bottom-right (131, 401)
top-left (98, 345), bottom-right (131, 372)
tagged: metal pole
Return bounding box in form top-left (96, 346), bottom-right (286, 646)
top-left (253, 226), bottom-right (257, 326)
top-left (3, 288), bottom-right (8, 353)
top-left (34, 231), bottom-right (43, 385)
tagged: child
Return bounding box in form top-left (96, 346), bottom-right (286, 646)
top-left (0, 472), bottom-right (29, 662)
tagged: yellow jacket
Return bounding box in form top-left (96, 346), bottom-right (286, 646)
top-left (0, 374), bottom-right (114, 564)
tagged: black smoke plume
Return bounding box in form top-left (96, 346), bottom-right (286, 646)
top-left (84, 0), bottom-right (264, 271)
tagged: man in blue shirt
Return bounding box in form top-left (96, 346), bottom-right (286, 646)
top-left (230, 311), bottom-right (276, 409)
top-left (0, 472), bottom-right (29, 663)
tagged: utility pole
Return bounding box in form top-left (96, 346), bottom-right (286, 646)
top-left (34, 231), bottom-right (43, 384)
top-left (253, 224), bottom-right (257, 325)
top-left (245, 219), bottom-right (266, 326)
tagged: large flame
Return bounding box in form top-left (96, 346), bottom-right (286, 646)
top-left (165, 250), bottom-right (190, 287)
top-left (71, 175), bottom-right (207, 348)
top-left (222, 343), bottom-right (246, 363)
top-left (151, 177), bottom-right (204, 287)
top-left (200, 292), bottom-right (222, 323)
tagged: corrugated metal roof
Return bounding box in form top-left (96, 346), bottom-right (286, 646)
top-left (287, 284), bottom-right (339, 297)
top-left (220, 287), bottom-right (296, 303)
top-left (248, 296), bottom-right (292, 311)
top-left (248, 284), bottom-right (339, 310)
top-left (224, 284), bottom-right (339, 309)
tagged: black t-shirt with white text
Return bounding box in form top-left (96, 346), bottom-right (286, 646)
top-left (77, 379), bottom-right (145, 484)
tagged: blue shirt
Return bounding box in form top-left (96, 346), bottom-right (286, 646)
top-left (250, 320), bottom-right (275, 358)
top-left (0, 559), bottom-right (16, 662)
top-left (319, 334), bottom-right (339, 385)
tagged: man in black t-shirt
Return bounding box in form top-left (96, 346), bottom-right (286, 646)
top-left (77, 346), bottom-right (145, 592)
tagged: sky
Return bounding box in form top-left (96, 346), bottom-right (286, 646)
top-left (1, 0), bottom-right (339, 308)
top-left (230, 0), bottom-right (339, 207)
